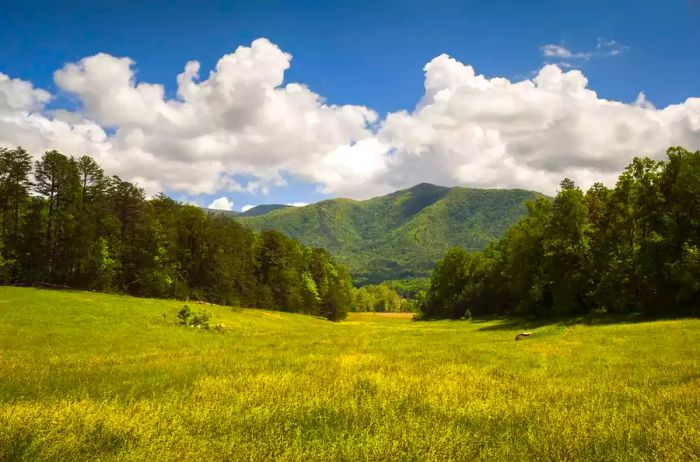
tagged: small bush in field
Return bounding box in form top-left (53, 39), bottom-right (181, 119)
top-left (177, 304), bottom-right (211, 329)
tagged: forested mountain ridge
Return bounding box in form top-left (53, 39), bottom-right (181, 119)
top-left (238, 183), bottom-right (544, 284)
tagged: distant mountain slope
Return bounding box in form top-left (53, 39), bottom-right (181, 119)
top-left (203, 204), bottom-right (290, 218)
top-left (240, 204), bottom-right (290, 217)
top-left (204, 208), bottom-right (239, 217)
top-left (237, 183), bottom-right (545, 284)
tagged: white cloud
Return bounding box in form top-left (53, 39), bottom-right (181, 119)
top-left (354, 57), bottom-right (699, 195)
top-left (207, 196), bottom-right (234, 211)
top-left (541, 44), bottom-right (589, 60)
top-left (0, 72), bottom-right (51, 111)
top-left (596, 39), bottom-right (628, 56)
top-left (0, 38), bottom-right (698, 200)
top-left (2, 38), bottom-right (376, 196)
top-left (241, 204), bottom-right (255, 212)
top-left (541, 39), bottom-right (628, 64)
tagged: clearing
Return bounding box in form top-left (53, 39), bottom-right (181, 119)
top-left (0, 287), bottom-right (698, 460)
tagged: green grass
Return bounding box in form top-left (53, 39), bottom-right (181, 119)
top-left (1, 287), bottom-right (698, 461)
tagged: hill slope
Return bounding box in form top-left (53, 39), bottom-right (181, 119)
top-left (240, 204), bottom-right (291, 217)
top-left (204, 204), bottom-right (291, 218)
top-left (204, 208), bottom-right (239, 217)
top-left (238, 183), bottom-right (544, 283)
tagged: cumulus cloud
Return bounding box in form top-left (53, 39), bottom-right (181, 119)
top-left (0, 73), bottom-right (51, 111)
top-left (2, 38), bottom-right (376, 196)
top-left (207, 196), bottom-right (234, 211)
top-left (241, 204), bottom-right (255, 213)
top-left (355, 56), bottom-right (700, 195)
top-left (0, 38), bottom-right (698, 200)
top-left (0, 71), bottom-right (110, 169)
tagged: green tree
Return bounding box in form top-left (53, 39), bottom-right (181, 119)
top-left (499, 198), bottom-right (552, 316)
top-left (0, 147), bottom-right (32, 280)
top-left (542, 179), bottom-right (591, 315)
top-left (657, 147), bottom-right (700, 313)
top-left (255, 230), bottom-right (305, 311)
top-left (423, 247), bottom-right (472, 318)
top-left (107, 177), bottom-right (149, 293)
top-left (309, 248), bottom-right (351, 320)
top-left (34, 151), bottom-right (82, 282)
top-left (71, 155), bottom-right (110, 288)
top-left (422, 147), bottom-right (700, 319)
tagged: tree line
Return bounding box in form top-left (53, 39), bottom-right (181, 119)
top-left (350, 283), bottom-right (423, 313)
top-left (422, 147), bottom-right (700, 319)
top-left (0, 147), bottom-right (352, 320)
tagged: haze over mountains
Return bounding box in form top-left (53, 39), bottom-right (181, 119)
top-left (236, 183), bottom-right (544, 284)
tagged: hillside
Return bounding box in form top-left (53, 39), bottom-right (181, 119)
top-left (240, 204), bottom-right (290, 217)
top-left (1, 287), bottom-right (698, 460)
top-left (204, 208), bottom-right (240, 217)
top-left (204, 204), bottom-right (290, 217)
top-left (238, 183), bottom-right (544, 284)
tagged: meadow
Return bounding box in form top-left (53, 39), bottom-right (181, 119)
top-left (0, 287), bottom-right (698, 461)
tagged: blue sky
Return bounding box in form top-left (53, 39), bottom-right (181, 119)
top-left (2, 0), bottom-right (699, 209)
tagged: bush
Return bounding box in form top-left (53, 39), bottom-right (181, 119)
top-left (177, 305), bottom-right (211, 329)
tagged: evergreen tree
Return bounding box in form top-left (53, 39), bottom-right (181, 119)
top-left (1, 145), bottom-right (356, 320)
top-left (0, 147), bottom-right (32, 281)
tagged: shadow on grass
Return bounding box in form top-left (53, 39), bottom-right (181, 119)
top-left (470, 313), bottom-right (695, 331)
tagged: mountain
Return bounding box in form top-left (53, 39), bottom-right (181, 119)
top-left (237, 183), bottom-right (545, 284)
top-left (240, 204), bottom-right (290, 217)
top-left (203, 204), bottom-right (290, 218)
top-left (204, 208), bottom-right (239, 217)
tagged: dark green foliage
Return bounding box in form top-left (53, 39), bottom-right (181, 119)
top-left (422, 248), bottom-right (478, 318)
top-left (0, 146), bottom-right (353, 321)
top-left (351, 283), bottom-right (404, 312)
top-left (177, 305), bottom-right (211, 328)
top-left (0, 147), bottom-right (33, 282)
top-left (308, 247), bottom-right (352, 321)
top-left (238, 183), bottom-right (543, 284)
top-left (350, 280), bottom-right (428, 313)
top-left (423, 147), bottom-right (700, 318)
top-left (382, 277), bottom-right (430, 298)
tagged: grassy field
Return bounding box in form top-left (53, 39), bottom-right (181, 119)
top-left (0, 287), bottom-right (698, 461)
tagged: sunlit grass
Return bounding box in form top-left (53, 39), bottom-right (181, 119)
top-left (1, 287), bottom-right (698, 460)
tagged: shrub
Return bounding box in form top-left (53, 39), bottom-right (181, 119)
top-left (177, 304), bottom-right (211, 329)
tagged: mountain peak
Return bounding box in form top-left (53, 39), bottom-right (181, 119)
top-left (404, 183), bottom-right (450, 193)
top-left (238, 185), bottom-right (541, 284)
top-left (240, 204), bottom-right (290, 217)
